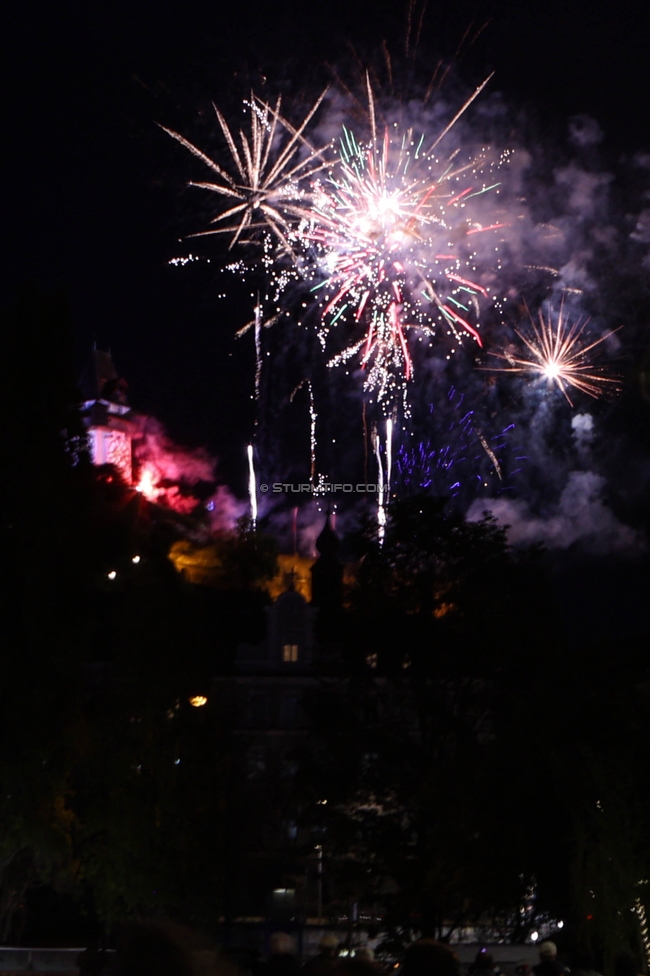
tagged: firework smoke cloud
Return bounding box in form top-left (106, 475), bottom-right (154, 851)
top-left (135, 416), bottom-right (245, 531)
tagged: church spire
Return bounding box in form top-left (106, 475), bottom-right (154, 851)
top-left (310, 514), bottom-right (343, 632)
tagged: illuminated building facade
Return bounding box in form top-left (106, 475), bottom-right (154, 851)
top-left (80, 348), bottom-right (136, 483)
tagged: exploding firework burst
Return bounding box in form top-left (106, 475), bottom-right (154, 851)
top-left (290, 75), bottom-right (511, 408)
top-left (161, 92), bottom-right (330, 250)
top-left (488, 304), bottom-right (620, 406)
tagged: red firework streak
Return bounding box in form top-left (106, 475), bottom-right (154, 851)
top-left (467, 222), bottom-right (508, 235)
top-left (441, 305), bottom-right (483, 346)
top-left (356, 290), bottom-right (371, 321)
top-left (322, 273), bottom-right (363, 317)
top-left (445, 272), bottom-right (489, 297)
top-left (446, 186), bottom-right (475, 206)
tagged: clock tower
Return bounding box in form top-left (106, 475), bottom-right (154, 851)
top-left (80, 347), bottom-right (136, 483)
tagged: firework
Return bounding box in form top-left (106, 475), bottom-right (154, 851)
top-left (489, 304), bottom-right (620, 406)
top-left (286, 75), bottom-right (510, 408)
top-left (165, 77), bottom-right (510, 410)
top-left (161, 92), bottom-right (330, 250)
top-left (374, 422), bottom-right (390, 543)
top-left (247, 444), bottom-right (258, 525)
top-left (396, 386), bottom-right (524, 500)
top-left (290, 380), bottom-right (318, 487)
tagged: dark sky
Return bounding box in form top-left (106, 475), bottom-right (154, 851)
top-left (4, 0), bottom-right (650, 486)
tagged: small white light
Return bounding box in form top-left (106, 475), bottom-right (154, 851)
top-left (530, 932), bottom-right (539, 942)
top-left (107, 571), bottom-right (117, 580)
top-left (557, 921), bottom-right (564, 929)
top-left (132, 555), bottom-right (141, 564)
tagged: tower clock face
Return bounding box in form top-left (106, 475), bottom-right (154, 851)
top-left (105, 430), bottom-right (132, 482)
top-left (90, 428), bottom-right (133, 482)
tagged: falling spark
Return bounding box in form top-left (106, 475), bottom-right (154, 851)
top-left (386, 417), bottom-right (393, 492)
top-left (374, 425), bottom-right (390, 544)
top-left (427, 72), bottom-right (495, 153)
top-left (290, 379), bottom-right (318, 486)
top-left (247, 443), bottom-right (258, 526)
top-left (254, 302), bottom-right (262, 402)
top-left (477, 431), bottom-right (502, 480)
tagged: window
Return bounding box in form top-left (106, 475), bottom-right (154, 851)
top-left (282, 644), bottom-right (299, 662)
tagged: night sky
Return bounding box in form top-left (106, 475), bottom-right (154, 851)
top-left (5, 0), bottom-right (650, 637)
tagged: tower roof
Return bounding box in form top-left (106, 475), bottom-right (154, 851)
top-left (315, 515), bottom-right (340, 557)
top-left (80, 348), bottom-right (129, 404)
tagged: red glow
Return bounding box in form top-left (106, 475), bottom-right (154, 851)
top-left (132, 417), bottom-right (245, 528)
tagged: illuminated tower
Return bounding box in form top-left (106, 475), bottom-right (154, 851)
top-left (80, 348), bottom-right (135, 483)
